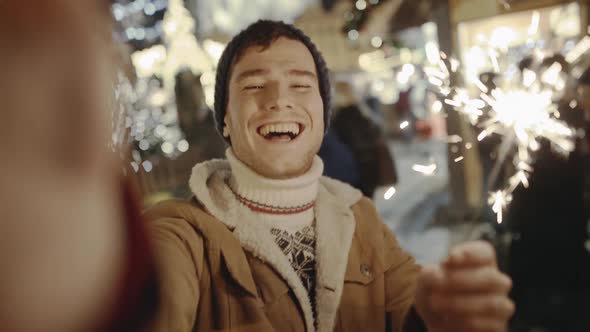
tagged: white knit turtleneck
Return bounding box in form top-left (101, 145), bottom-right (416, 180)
top-left (226, 148), bottom-right (323, 230)
top-left (226, 148), bottom-right (322, 307)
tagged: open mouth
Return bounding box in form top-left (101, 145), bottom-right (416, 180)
top-left (257, 122), bottom-right (304, 142)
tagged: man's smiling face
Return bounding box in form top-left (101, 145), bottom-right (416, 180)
top-left (224, 37), bottom-right (325, 179)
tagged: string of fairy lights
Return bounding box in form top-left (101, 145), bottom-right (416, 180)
top-left (111, 0), bottom-right (222, 173)
top-left (342, 0), bottom-right (384, 41)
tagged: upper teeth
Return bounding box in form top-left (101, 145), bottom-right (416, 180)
top-left (259, 123), bottom-right (300, 136)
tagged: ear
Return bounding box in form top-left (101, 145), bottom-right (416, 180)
top-left (223, 114), bottom-right (230, 138)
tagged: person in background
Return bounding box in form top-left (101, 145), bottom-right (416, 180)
top-left (146, 20), bottom-right (514, 331)
top-left (322, 80), bottom-right (398, 198)
top-left (0, 2), bottom-right (157, 330)
top-left (318, 128), bottom-right (362, 190)
top-left (318, 81), bottom-right (362, 191)
top-left (175, 69), bottom-right (226, 162)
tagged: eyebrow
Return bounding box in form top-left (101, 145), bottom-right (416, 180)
top-left (235, 69), bottom-right (269, 82)
top-left (234, 68), bottom-right (317, 82)
top-left (288, 69), bottom-right (317, 79)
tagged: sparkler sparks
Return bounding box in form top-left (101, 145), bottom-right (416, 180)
top-left (485, 90), bottom-right (568, 150)
top-left (384, 186), bottom-right (397, 200)
top-left (445, 135), bottom-right (464, 144)
top-left (423, 19), bottom-right (582, 224)
top-left (488, 190), bottom-right (512, 224)
top-left (565, 36), bottom-right (590, 64)
top-left (412, 163), bottom-right (438, 176)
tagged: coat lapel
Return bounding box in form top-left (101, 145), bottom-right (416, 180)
top-left (231, 212), bottom-right (316, 332)
top-left (314, 181), bottom-right (360, 332)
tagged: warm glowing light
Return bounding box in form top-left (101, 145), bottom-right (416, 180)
top-left (522, 69), bottom-right (537, 87)
top-left (161, 142), bottom-right (174, 154)
top-left (371, 36), bottom-right (383, 48)
top-left (432, 100), bottom-right (443, 113)
top-left (203, 39), bottom-right (226, 62)
top-left (177, 139), bottom-right (189, 152)
top-left (142, 160), bottom-right (153, 172)
top-left (412, 163), bottom-right (437, 175)
top-left (488, 190), bottom-right (512, 224)
top-left (425, 42), bottom-right (440, 65)
top-left (489, 27), bottom-right (516, 49)
top-left (131, 46), bottom-right (167, 78)
top-left (348, 29), bottom-right (359, 41)
top-left (355, 0), bottom-right (367, 10)
top-left (402, 63), bottom-right (415, 76)
top-left (384, 186), bottom-right (397, 200)
top-left (565, 36), bottom-right (590, 64)
top-left (446, 135), bottom-right (463, 144)
top-left (528, 11), bottom-right (540, 36)
top-left (475, 79), bottom-right (489, 94)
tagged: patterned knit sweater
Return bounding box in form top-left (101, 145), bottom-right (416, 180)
top-left (226, 149), bottom-right (322, 308)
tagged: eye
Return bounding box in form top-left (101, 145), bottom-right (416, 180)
top-left (244, 85), bottom-right (265, 90)
top-left (292, 84), bottom-right (311, 90)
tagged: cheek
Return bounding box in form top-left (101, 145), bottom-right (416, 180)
top-left (227, 103), bottom-right (254, 137)
top-left (226, 110), bottom-right (242, 136)
top-left (306, 94), bottom-right (325, 130)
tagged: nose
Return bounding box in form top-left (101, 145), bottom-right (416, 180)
top-left (262, 82), bottom-right (293, 112)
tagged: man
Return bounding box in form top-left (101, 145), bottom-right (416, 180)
top-left (147, 20), bottom-right (514, 331)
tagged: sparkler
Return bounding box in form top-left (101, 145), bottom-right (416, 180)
top-left (412, 163), bottom-right (438, 176)
top-left (424, 22), bottom-right (585, 224)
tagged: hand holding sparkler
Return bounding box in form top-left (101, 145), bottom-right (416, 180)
top-left (415, 241), bottom-right (514, 332)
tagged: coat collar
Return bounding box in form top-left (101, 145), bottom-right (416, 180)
top-left (314, 177), bottom-right (360, 331)
top-left (189, 159), bottom-right (363, 332)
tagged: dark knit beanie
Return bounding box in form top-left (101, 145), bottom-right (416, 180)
top-left (213, 20), bottom-right (331, 143)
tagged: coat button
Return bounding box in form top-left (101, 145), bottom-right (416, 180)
top-left (360, 264), bottom-right (372, 278)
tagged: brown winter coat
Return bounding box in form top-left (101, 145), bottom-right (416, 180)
top-left (145, 159), bottom-right (421, 332)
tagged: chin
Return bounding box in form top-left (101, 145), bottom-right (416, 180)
top-left (258, 158), bottom-right (310, 179)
